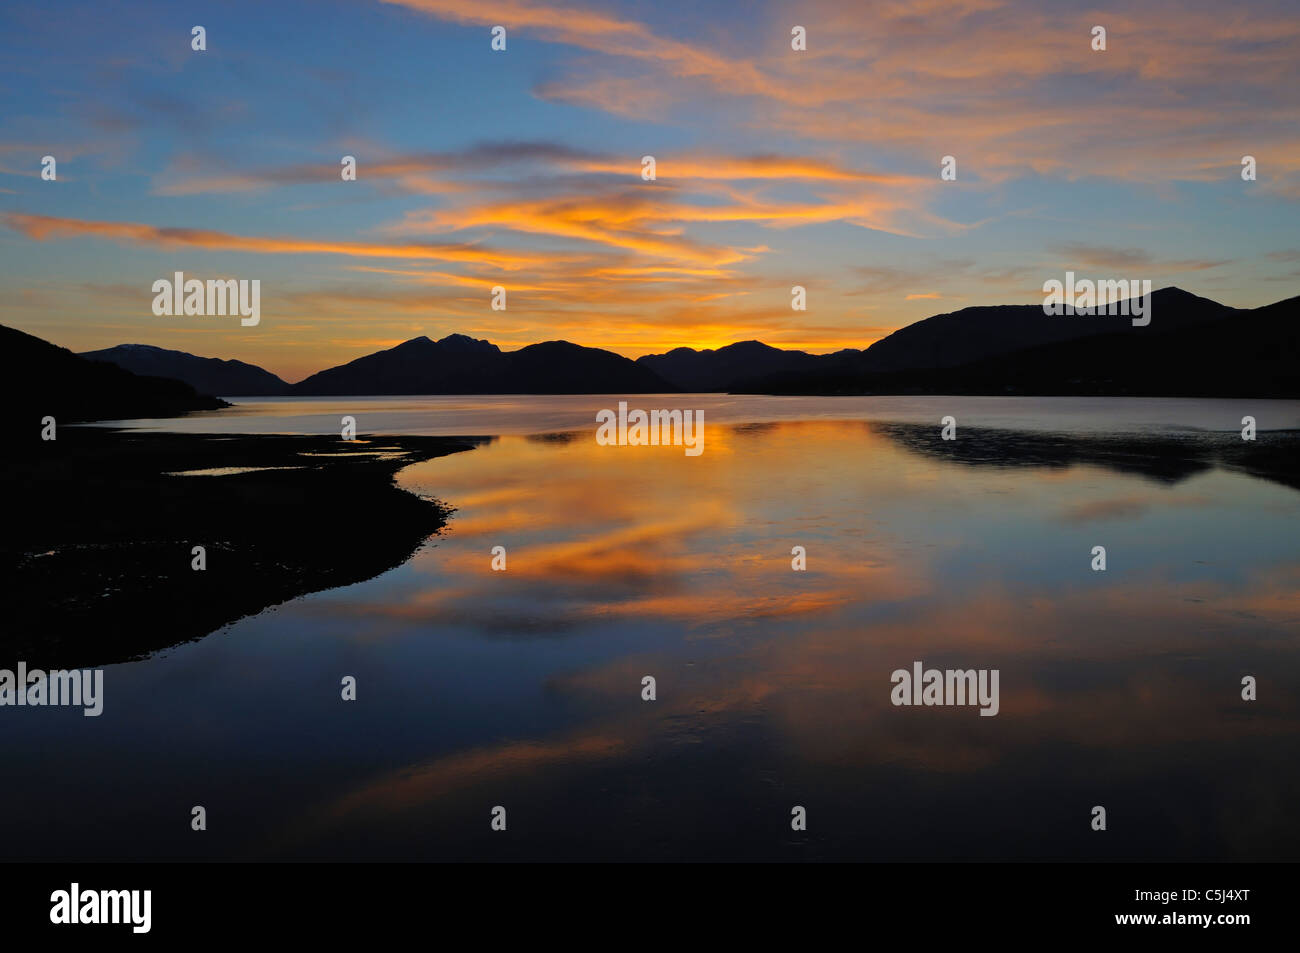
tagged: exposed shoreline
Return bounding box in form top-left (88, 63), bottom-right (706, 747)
top-left (4, 427), bottom-right (484, 668)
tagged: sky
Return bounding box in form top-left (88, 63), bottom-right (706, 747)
top-left (1, 0), bottom-right (1298, 383)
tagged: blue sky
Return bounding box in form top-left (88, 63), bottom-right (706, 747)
top-left (2, 0), bottom-right (1298, 381)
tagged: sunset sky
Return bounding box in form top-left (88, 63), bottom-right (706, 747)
top-left (2, 0), bottom-right (1298, 382)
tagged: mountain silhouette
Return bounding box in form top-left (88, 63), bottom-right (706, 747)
top-left (647, 288), bottom-right (1242, 392)
top-left (1, 324), bottom-right (228, 423)
top-left (637, 341), bottom-right (831, 391)
top-left (79, 343), bottom-right (290, 396)
top-left (738, 289), bottom-right (1299, 397)
top-left (858, 287), bottom-right (1226, 372)
top-left (13, 287), bottom-right (1298, 400)
top-left (291, 334), bottom-right (675, 395)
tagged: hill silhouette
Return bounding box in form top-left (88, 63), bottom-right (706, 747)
top-left (1, 324), bottom-right (228, 423)
top-left (291, 334), bottom-right (675, 394)
top-left (638, 340), bottom-right (831, 391)
top-left (16, 287), bottom-right (1298, 399)
top-left (737, 289), bottom-right (1299, 397)
top-left (79, 343), bottom-right (290, 396)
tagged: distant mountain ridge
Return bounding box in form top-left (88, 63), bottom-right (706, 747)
top-left (290, 334), bottom-right (674, 395)
top-left (18, 287), bottom-right (1300, 400)
top-left (79, 343), bottom-right (290, 396)
top-left (852, 287), bottom-right (1229, 372)
top-left (734, 288), bottom-right (1299, 397)
top-left (637, 341), bottom-right (831, 392)
top-left (1, 325), bottom-right (228, 423)
top-left (641, 287), bottom-right (1240, 390)
top-left (295, 286), bottom-right (1289, 398)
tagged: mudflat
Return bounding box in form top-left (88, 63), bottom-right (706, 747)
top-left (3, 427), bottom-right (483, 668)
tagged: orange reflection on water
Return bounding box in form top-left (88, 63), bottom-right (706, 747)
top-left (271, 420), bottom-right (1300, 859)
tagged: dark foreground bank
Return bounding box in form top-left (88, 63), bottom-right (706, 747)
top-left (2, 427), bottom-right (484, 668)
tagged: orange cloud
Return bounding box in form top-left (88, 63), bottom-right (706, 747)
top-left (2, 212), bottom-right (556, 270)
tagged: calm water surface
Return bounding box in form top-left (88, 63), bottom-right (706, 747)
top-left (5, 397), bottom-right (1299, 860)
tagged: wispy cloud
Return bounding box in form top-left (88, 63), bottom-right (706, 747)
top-left (376, 0), bottom-right (1300, 193)
top-left (2, 212), bottom-right (559, 270)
